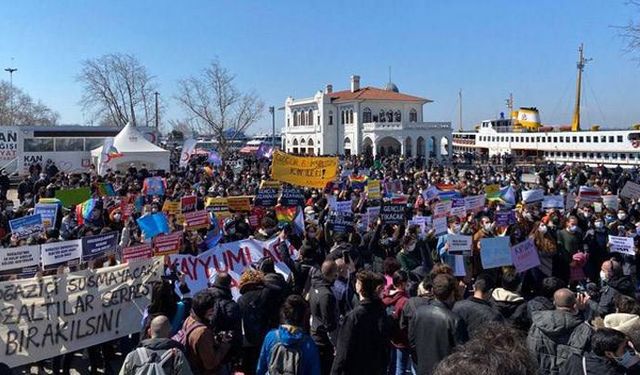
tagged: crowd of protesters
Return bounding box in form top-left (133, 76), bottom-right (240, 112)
top-left (2, 150), bottom-right (640, 375)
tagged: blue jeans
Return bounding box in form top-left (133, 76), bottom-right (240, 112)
top-left (395, 348), bottom-right (415, 375)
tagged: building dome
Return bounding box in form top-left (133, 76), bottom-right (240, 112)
top-left (384, 81), bottom-right (399, 92)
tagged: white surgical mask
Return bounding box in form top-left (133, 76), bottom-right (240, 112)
top-left (568, 225), bottom-right (577, 233)
top-left (595, 221), bottom-right (604, 229)
top-left (538, 224), bottom-right (547, 234)
top-left (618, 213), bottom-right (627, 220)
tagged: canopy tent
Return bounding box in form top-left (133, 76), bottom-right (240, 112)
top-left (91, 123), bottom-right (170, 175)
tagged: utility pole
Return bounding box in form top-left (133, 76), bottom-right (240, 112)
top-left (505, 93), bottom-right (514, 121)
top-left (4, 67), bottom-right (17, 125)
top-left (269, 106), bottom-right (275, 148)
top-left (154, 91), bottom-right (159, 129)
top-left (571, 43), bottom-right (590, 132)
top-left (458, 89), bottom-right (462, 131)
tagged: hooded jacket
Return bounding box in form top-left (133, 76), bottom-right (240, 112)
top-left (119, 338), bottom-right (192, 375)
top-left (560, 352), bottom-right (626, 375)
top-left (604, 313), bottom-right (640, 349)
top-left (309, 278), bottom-right (339, 348)
top-left (526, 309), bottom-right (593, 375)
top-left (453, 296), bottom-right (504, 337)
top-left (597, 275), bottom-right (636, 317)
top-left (382, 288), bottom-right (410, 348)
top-left (491, 288), bottom-right (530, 331)
top-left (256, 326), bottom-right (320, 375)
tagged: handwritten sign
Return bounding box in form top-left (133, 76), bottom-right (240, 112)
top-left (601, 195), bottom-right (619, 211)
top-left (620, 181), bottom-right (640, 200)
top-left (464, 195), bottom-right (486, 213)
top-left (480, 237), bottom-right (512, 269)
top-left (510, 238), bottom-right (540, 272)
top-left (608, 235), bottom-right (636, 256)
top-left (448, 235), bottom-right (472, 256)
top-left (542, 195), bottom-right (564, 209)
top-left (522, 189), bottom-right (544, 204)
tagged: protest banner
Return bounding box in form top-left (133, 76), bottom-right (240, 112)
top-left (601, 195), bottom-right (619, 211)
top-left (464, 194), bottom-right (486, 213)
top-left (385, 180), bottom-right (403, 195)
top-left (169, 237), bottom-right (297, 300)
top-left (542, 195), bottom-right (564, 209)
top-left (255, 184), bottom-right (279, 207)
top-left (271, 150), bottom-right (338, 188)
top-left (447, 235), bottom-right (472, 256)
top-left (522, 189), bottom-right (544, 204)
top-left (608, 235), bottom-right (636, 256)
top-left (433, 216), bottom-right (447, 235)
top-left (184, 210), bottom-right (211, 231)
top-left (137, 213), bottom-right (170, 240)
top-left (0, 257), bottom-right (162, 368)
top-left (54, 187), bottom-right (92, 207)
top-left (81, 232), bottom-right (119, 261)
top-left (480, 237), bottom-right (512, 269)
top-left (34, 203), bottom-right (59, 229)
top-left (280, 187), bottom-right (306, 207)
top-left (511, 239), bottom-right (541, 273)
top-left (451, 198), bottom-right (466, 218)
top-left (0, 245), bottom-right (40, 276)
top-left (143, 176), bottom-right (166, 196)
top-left (181, 195), bottom-right (197, 213)
top-left (162, 200), bottom-right (181, 216)
top-left (381, 202), bottom-right (405, 224)
top-left (153, 231), bottom-right (183, 256)
top-left (227, 196), bottom-right (252, 212)
top-left (329, 212), bottom-right (354, 233)
top-left (620, 181), bottom-right (640, 200)
top-left (205, 197), bottom-right (229, 212)
top-left (578, 186), bottom-right (602, 204)
top-left (9, 214), bottom-right (44, 240)
top-left (41, 239), bottom-right (82, 269)
top-left (433, 201), bottom-right (452, 218)
top-left (495, 211), bottom-right (515, 227)
top-left (422, 185), bottom-right (439, 201)
top-left (366, 180), bottom-right (381, 199)
top-left (122, 243), bottom-right (154, 262)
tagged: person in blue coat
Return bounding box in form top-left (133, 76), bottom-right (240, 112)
top-left (257, 294), bottom-right (320, 375)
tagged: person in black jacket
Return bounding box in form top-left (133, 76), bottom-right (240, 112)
top-left (452, 274), bottom-right (503, 338)
top-left (561, 328), bottom-right (640, 375)
top-left (527, 276), bottom-right (565, 317)
top-left (208, 273), bottom-right (242, 360)
top-left (598, 259), bottom-right (636, 317)
top-left (409, 273), bottom-right (468, 375)
top-left (309, 260), bottom-right (339, 375)
top-left (491, 269), bottom-right (530, 331)
top-left (331, 270), bottom-right (390, 375)
top-left (237, 269), bottom-right (270, 375)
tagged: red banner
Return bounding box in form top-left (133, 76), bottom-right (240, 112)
top-left (184, 210), bottom-right (210, 231)
top-left (122, 243), bottom-right (153, 263)
top-left (153, 231), bottom-right (183, 256)
top-left (181, 195), bottom-right (197, 213)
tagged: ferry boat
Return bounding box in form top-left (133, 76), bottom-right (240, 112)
top-left (451, 44), bottom-right (640, 167)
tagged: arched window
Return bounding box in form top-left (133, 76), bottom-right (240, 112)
top-left (308, 109), bottom-right (314, 125)
top-left (386, 110), bottom-right (393, 122)
top-left (394, 110), bottom-right (401, 122)
top-left (308, 138), bottom-right (314, 146)
top-left (300, 138), bottom-right (306, 145)
top-left (292, 138), bottom-right (299, 146)
top-left (379, 110), bottom-right (386, 122)
top-left (293, 111), bottom-right (298, 126)
top-left (409, 109), bottom-right (417, 122)
top-left (349, 109), bottom-right (354, 124)
top-left (363, 107), bottom-right (372, 123)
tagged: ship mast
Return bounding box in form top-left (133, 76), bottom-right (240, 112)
top-left (571, 43), bottom-right (591, 132)
top-left (458, 89), bottom-right (463, 131)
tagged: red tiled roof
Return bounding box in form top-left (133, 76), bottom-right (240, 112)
top-left (327, 86), bottom-right (431, 103)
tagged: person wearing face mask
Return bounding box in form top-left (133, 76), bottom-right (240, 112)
top-left (309, 260), bottom-right (339, 375)
top-left (560, 328), bottom-right (640, 375)
top-left (597, 259), bottom-right (636, 317)
top-left (472, 216), bottom-right (495, 277)
top-left (396, 235), bottom-right (421, 274)
top-left (584, 217), bottom-right (609, 283)
top-left (556, 216), bottom-right (584, 284)
top-left (609, 209), bottom-right (633, 233)
top-left (532, 217), bottom-right (557, 278)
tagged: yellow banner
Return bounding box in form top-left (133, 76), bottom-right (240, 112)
top-left (366, 179), bottom-right (381, 199)
top-left (162, 200), bottom-right (182, 215)
top-left (260, 180), bottom-right (281, 189)
top-left (484, 184), bottom-right (500, 195)
top-left (205, 197), bottom-right (228, 212)
top-left (227, 196), bottom-right (252, 212)
top-left (271, 150), bottom-right (338, 189)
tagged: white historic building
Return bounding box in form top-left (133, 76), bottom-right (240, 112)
top-left (282, 75), bottom-right (452, 158)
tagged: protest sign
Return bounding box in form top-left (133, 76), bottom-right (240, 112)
top-left (365, 206), bottom-right (381, 228)
top-left (464, 194), bottom-right (486, 213)
top-left (0, 257), bottom-right (162, 368)
top-left (330, 212), bottom-right (354, 233)
top-left (602, 195), bottom-right (619, 211)
top-left (433, 216), bottom-right (448, 235)
top-left (451, 198), bottom-right (466, 218)
top-left (54, 187), bottom-right (92, 207)
top-left (0, 245), bottom-right (40, 276)
top-left (9, 214), bottom-right (44, 240)
top-left (169, 237), bottom-right (297, 300)
top-left (181, 195), bottom-right (197, 213)
top-left (255, 185), bottom-right (279, 207)
top-left (205, 197), bottom-right (228, 212)
top-left (122, 243), bottom-right (154, 262)
top-left (271, 150), bottom-right (338, 188)
top-left (136, 213), bottom-right (170, 240)
top-left (578, 186), bottom-right (602, 204)
top-left (422, 185), bottom-right (439, 201)
top-left (480, 237), bottom-right (512, 269)
top-left (433, 201), bottom-right (452, 218)
top-left (41, 239), bottom-right (82, 269)
top-left (608, 235), bottom-right (636, 256)
top-left (280, 187), bottom-right (306, 207)
top-left (162, 200), bottom-right (181, 216)
top-left (120, 201), bottom-right (134, 221)
top-left (447, 235), bottom-right (472, 256)
top-left (143, 177), bottom-right (166, 196)
top-left (227, 196), bottom-right (252, 212)
top-left (153, 231), bottom-right (183, 256)
top-left (381, 202), bottom-right (405, 224)
top-left (511, 239), bottom-right (541, 273)
top-left (385, 180), bottom-right (403, 195)
top-left (453, 255), bottom-right (466, 277)
top-left (593, 202), bottom-right (603, 213)
top-left (409, 215), bottom-right (428, 233)
top-left (542, 195), bottom-right (564, 209)
top-left (34, 203), bottom-right (59, 229)
top-left (495, 211), bottom-right (515, 227)
top-left (367, 180), bottom-right (381, 199)
top-left (522, 189), bottom-right (544, 203)
top-left (620, 181), bottom-right (640, 200)
top-left (334, 200), bottom-right (353, 213)
top-left (184, 210), bottom-right (211, 231)
top-left (82, 232), bottom-right (119, 261)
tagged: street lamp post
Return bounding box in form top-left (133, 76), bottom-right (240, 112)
top-left (154, 91), bottom-right (159, 129)
top-left (269, 106), bottom-right (275, 148)
top-left (4, 67), bottom-right (17, 125)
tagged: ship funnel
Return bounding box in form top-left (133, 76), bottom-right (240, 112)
top-left (514, 107), bottom-right (541, 130)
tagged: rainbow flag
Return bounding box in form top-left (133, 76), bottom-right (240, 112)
top-left (486, 185), bottom-right (516, 206)
top-left (76, 198), bottom-right (96, 225)
top-left (97, 183), bottom-right (116, 197)
top-left (106, 145), bottom-right (123, 162)
top-left (349, 174), bottom-right (368, 190)
top-left (275, 206), bottom-right (297, 223)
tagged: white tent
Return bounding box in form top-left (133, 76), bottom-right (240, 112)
top-left (91, 123), bottom-right (170, 175)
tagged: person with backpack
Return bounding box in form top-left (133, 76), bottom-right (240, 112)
top-left (175, 291), bottom-right (232, 375)
top-left (256, 295), bottom-right (321, 375)
top-left (120, 315), bottom-right (193, 375)
top-left (382, 270), bottom-right (413, 375)
top-left (238, 269), bottom-right (271, 375)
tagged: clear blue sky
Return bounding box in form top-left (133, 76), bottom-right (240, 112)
top-left (1, 0), bottom-right (639, 133)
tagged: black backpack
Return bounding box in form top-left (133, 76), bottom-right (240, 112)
top-left (268, 330), bottom-right (302, 375)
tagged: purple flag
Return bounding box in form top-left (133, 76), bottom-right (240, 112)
top-left (208, 151), bottom-right (222, 166)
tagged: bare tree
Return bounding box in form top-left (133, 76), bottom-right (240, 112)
top-left (175, 60), bottom-right (264, 154)
top-left (618, 1), bottom-right (640, 61)
top-left (77, 53), bottom-right (158, 127)
top-left (0, 81), bottom-right (59, 125)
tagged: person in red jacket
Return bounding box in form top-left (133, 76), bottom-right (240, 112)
top-left (382, 270), bottom-right (413, 375)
